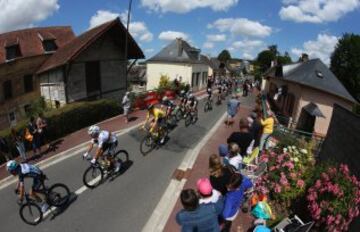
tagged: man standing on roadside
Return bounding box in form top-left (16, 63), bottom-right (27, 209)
top-left (122, 92), bottom-right (131, 124)
top-left (226, 94), bottom-right (240, 126)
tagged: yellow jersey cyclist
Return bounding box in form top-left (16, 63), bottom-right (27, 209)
top-left (83, 125), bottom-right (121, 172)
top-left (6, 160), bottom-right (49, 213)
top-left (143, 104), bottom-right (167, 144)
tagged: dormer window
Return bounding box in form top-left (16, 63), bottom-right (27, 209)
top-left (316, 70), bottom-right (323, 78)
top-left (6, 44), bottom-right (22, 61)
top-left (42, 39), bottom-right (57, 52)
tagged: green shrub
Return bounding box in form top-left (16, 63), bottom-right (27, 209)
top-left (0, 99), bottom-right (121, 164)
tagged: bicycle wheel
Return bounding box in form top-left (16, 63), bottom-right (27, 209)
top-left (113, 150), bottom-right (129, 167)
top-left (19, 202), bottom-right (43, 225)
top-left (191, 112), bottom-right (198, 124)
top-left (47, 183), bottom-right (70, 207)
top-left (175, 109), bottom-right (183, 121)
top-left (185, 114), bottom-right (192, 127)
top-left (83, 165), bottom-right (104, 189)
top-left (168, 115), bottom-right (177, 126)
top-left (140, 134), bottom-right (155, 155)
top-left (204, 102), bottom-right (209, 112)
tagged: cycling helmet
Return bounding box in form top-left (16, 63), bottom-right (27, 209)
top-left (188, 93), bottom-right (194, 99)
top-left (88, 125), bottom-right (100, 137)
top-left (180, 90), bottom-right (185, 95)
top-left (6, 160), bottom-right (18, 174)
top-left (147, 104), bottom-right (155, 111)
top-left (162, 96), bottom-right (168, 102)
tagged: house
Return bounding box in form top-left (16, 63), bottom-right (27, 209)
top-left (0, 18), bottom-right (144, 131)
top-left (0, 27), bottom-right (75, 129)
top-left (262, 58), bottom-right (356, 136)
top-left (37, 18), bottom-right (144, 105)
top-left (128, 64), bottom-right (147, 93)
top-left (146, 38), bottom-right (209, 91)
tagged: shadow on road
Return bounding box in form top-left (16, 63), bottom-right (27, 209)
top-left (49, 192), bottom-right (77, 221)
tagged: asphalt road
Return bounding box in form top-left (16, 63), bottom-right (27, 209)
top-left (0, 98), bottom-right (231, 232)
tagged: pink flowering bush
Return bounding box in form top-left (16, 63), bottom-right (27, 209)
top-left (257, 146), bottom-right (314, 205)
top-left (307, 164), bottom-right (360, 232)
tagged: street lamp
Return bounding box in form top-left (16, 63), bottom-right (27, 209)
top-left (124, 0), bottom-right (133, 91)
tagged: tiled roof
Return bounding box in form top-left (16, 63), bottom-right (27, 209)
top-left (0, 27), bottom-right (75, 64)
top-left (37, 18), bottom-right (144, 74)
top-left (268, 59), bottom-right (356, 103)
top-left (147, 38), bottom-right (206, 64)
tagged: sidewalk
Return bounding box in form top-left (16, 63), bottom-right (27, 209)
top-left (0, 89), bottom-right (210, 181)
top-left (163, 97), bottom-right (257, 232)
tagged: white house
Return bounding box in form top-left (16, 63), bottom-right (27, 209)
top-left (146, 38), bottom-right (209, 91)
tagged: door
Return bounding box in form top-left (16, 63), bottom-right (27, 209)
top-left (297, 109), bottom-right (315, 134)
top-left (85, 61), bottom-right (101, 97)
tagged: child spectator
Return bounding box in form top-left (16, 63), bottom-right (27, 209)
top-left (176, 189), bottom-right (224, 232)
top-left (209, 154), bottom-right (233, 196)
top-left (197, 178), bottom-right (221, 204)
top-left (222, 173), bottom-right (253, 232)
top-left (224, 143), bottom-right (242, 171)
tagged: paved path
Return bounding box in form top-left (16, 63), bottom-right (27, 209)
top-left (0, 93), bottom-right (232, 232)
top-left (163, 94), bottom-right (256, 232)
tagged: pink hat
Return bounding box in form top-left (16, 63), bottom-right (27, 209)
top-left (196, 178), bottom-right (213, 196)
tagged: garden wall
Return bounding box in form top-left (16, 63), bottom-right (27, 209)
top-left (319, 104), bottom-right (360, 231)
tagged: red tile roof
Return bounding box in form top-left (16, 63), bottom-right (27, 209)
top-left (0, 27), bottom-right (75, 64)
top-left (37, 18), bottom-right (145, 74)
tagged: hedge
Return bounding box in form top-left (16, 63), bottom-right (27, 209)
top-left (0, 99), bottom-right (122, 164)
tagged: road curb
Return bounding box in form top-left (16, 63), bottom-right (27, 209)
top-left (0, 122), bottom-right (143, 191)
top-left (142, 111), bottom-right (227, 232)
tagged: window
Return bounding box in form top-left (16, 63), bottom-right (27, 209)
top-left (6, 45), bottom-right (21, 60)
top-left (8, 111), bottom-right (16, 123)
top-left (3, 80), bottom-right (12, 100)
top-left (24, 105), bottom-right (32, 115)
top-left (42, 40), bottom-right (58, 52)
top-left (191, 73), bottom-right (196, 87)
top-left (23, 75), bottom-right (33, 93)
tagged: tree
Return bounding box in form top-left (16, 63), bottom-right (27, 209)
top-left (330, 33), bottom-right (360, 101)
top-left (278, 51), bottom-right (292, 65)
top-left (268, 45), bottom-right (279, 57)
top-left (218, 49), bottom-right (231, 62)
top-left (256, 50), bottom-right (276, 72)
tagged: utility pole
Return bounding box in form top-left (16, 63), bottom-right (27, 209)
top-left (124, 0), bottom-right (132, 91)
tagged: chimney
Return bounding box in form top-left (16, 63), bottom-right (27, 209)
top-left (300, 53), bottom-right (309, 62)
top-left (176, 38), bottom-right (182, 57)
top-left (271, 59), bottom-right (278, 67)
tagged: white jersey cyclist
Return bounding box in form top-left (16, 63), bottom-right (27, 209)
top-left (92, 130), bottom-right (118, 152)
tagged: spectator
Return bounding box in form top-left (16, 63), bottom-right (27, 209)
top-left (122, 92), bottom-right (131, 124)
top-left (28, 116), bottom-right (41, 156)
top-left (243, 80), bottom-right (248, 97)
top-left (226, 94), bottom-right (240, 126)
top-left (10, 128), bottom-right (26, 162)
top-left (249, 112), bottom-right (262, 148)
top-left (0, 136), bottom-right (11, 161)
top-left (222, 173), bottom-right (253, 232)
top-left (209, 154), bottom-right (233, 196)
top-left (176, 189), bottom-right (224, 232)
top-left (227, 118), bottom-right (254, 157)
top-left (197, 178), bottom-right (221, 204)
top-left (224, 143), bottom-right (242, 171)
top-left (260, 112), bottom-right (275, 151)
top-left (36, 113), bottom-right (50, 151)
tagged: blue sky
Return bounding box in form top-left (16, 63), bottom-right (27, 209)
top-left (1, 0), bottom-right (360, 63)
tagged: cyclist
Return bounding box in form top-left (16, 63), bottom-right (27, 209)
top-left (83, 125), bottom-right (121, 172)
top-left (186, 93), bottom-right (198, 114)
top-left (206, 87), bottom-right (213, 101)
top-left (143, 104), bottom-right (166, 144)
top-left (6, 160), bottom-right (49, 212)
top-left (161, 96), bottom-right (175, 117)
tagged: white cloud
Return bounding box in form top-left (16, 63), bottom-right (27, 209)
top-left (243, 52), bottom-right (254, 60)
top-left (280, 0), bottom-right (360, 23)
top-left (232, 40), bottom-right (264, 49)
top-left (209, 18), bottom-right (272, 37)
top-left (89, 10), bottom-right (153, 42)
top-left (203, 42), bottom-right (214, 49)
top-left (158, 31), bottom-right (189, 41)
top-left (291, 34), bottom-right (339, 64)
top-left (0, 0), bottom-right (59, 33)
top-left (206, 34), bottom-right (226, 42)
top-left (140, 0), bottom-right (238, 13)
top-left (145, 48), bottom-right (154, 53)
